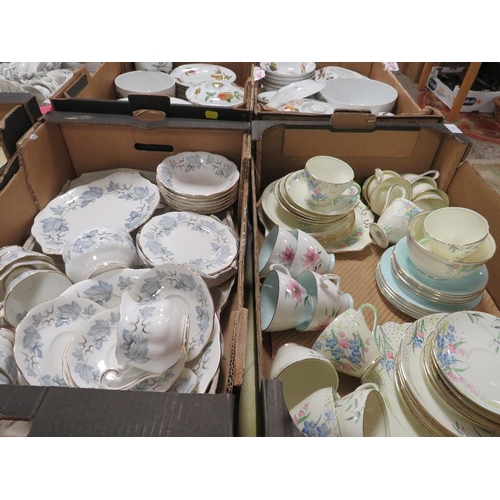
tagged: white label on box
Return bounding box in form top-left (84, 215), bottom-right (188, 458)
top-left (253, 66), bottom-right (265, 81)
top-left (384, 62), bottom-right (399, 71)
top-left (445, 124), bottom-right (463, 134)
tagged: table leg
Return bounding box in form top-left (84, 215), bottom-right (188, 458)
top-left (446, 62), bottom-right (482, 123)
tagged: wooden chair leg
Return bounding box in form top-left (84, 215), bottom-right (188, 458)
top-left (446, 62), bottom-right (482, 123)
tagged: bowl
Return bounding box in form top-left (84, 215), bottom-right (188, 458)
top-left (115, 70), bottom-right (175, 98)
top-left (423, 207), bottom-right (489, 260)
top-left (319, 77), bottom-right (398, 114)
top-left (63, 226), bottom-right (139, 283)
top-left (407, 211), bottom-right (496, 280)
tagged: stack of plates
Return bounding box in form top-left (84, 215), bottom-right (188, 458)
top-left (393, 313), bottom-right (500, 436)
top-left (170, 64), bottom-right (237, 100)
top-left (260, 62), bottom-right (316, 92)
top-left (258, 170), bottom-right (360, 246)
top-left (156, 151), bottom-right (239, 214)
top-left (376, 239), bottom-right (486, 319)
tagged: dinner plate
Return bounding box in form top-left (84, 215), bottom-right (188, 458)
top-left (157, 151), bottom-right (239, 197)
top-left (397, 314), bottom-right (499, 437)
top-left (31, 170), bottom-right (160, 255)
top-left (313, 66), bottom-right (369, 81)
top-left (432, 311), bottom-right (500, 416)
top-left (137, 212), bottom-right (237, 276)
top-left (169, 368), bottom-right (198, 393)
top-left (14, 297), bottom-right (105, 386)
top-left (186, 81), bottom-right (245, 108)
top-left (60, 268), bottom-right (149, 309)
top-left (128, 264), bottom-right (214, 361)
top-left (275, 99), bottom-right (335, 115)
top-left (285, 170), bottom-right (360, 217)
top-left (266, 80), bottom-right (326, 107)
top-left (170, 64), bottom-right (237, 87)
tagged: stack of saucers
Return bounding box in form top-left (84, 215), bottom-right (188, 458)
top-left (170, 63), bottom-right (237, 100)
top-left (260, 62), bottom-right (316, 92)
top-left (156, 151), bottom-right (240, 214)
top-left (258, 170), bottom-right (359, 246)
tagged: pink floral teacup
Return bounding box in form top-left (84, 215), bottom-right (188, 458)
top-left (295, 271), bottom-right (353, 332)
top-left (289, 228), bottom-right (335, 278)
top-left (260, 265), bottom-right (315, 332)
top-left (312, 303), bottom-right (380, 378)
top-left (259, 225), bottom-right (298, 278)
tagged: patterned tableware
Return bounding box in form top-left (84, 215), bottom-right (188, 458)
top-left (170, 64), bottom-right (237, 87)
top-left (275, 99), bottom-right (335, 115)
top-left (186, 81), bottom-right (245, 108)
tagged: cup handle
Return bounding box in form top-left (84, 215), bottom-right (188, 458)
top-left (374, 168), bottom-right (384, 182)
top-left (357, 303), bottom-right (379, 345)
top-left (355, 382), bottom-right (380, 392)
top-left (270, 263), bottom-right (291, 276)
top-left (421, 169), bottom-right (440, 180)
top-left (352, 182), bottom-right (361, 196)
top-left (381, 184), bottom-right (406, 213)
top-left (319, 273), bottom-right (341, 289)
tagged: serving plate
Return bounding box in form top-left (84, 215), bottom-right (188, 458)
top-left (170, 64), bottom-right (236, 87)
top-left (186, 81), bottom-right (245, 108)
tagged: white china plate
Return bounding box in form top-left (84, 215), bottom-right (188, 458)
top-left (170, 64), bottom-right (236, 86)
top-left (275, 99), bottom-right (335, 115)
top-left (323, 200), bottom-right (374, 253)
top-left (186, 81), bottom-right (245, 108)
top-left (361, 321), bottom-right (424, 436)
top-left (313, 66), bottom-right (368, 81)
top-left (128, 264), bottom-right (214, 361)
top-left (260, 62), bottom-right (316, 76)
top-left (169, 368), bottom-right (198, 393)
top-left (60, 268), bottom-right (149, 309)
top-left (157, 151), bottom-right (239, 197)
top-left (31, 170), bottom-right (160, 255)
top-left (65, 307), bottom-right (184, 391)
top-left (137, 212), bottom-right (237, 276)
top-left (432, 311), bottom-right (500, 415)
top-left (377, 246), bottom-right (483, 318)
top-left (257, 91), bottom-right (276, 104)
top-left (285, 170), bottom-right (360, 217)
top-left (186, 314), bottom-right (221, 393)
top-left (266, 80), bottom-right (326, 107)
top-left (14, 297), bottom-right (105, 386)
top-left (398, 314), bottom-right (499, 436)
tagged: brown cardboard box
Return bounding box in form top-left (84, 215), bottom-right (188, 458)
top-left (0, 110), bottom-right (251, 436)
top-left (51, 62), bottom-right (255, 121)
top-left (253, 62), bottom-right (443, 123)
top-left (250, 118), bottom-right (500, 436)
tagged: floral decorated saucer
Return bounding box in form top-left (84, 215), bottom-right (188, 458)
top-left (186, 81), bottom-right (245, 108)
top-left (170, 64), bottom-right (236, 87)
top-left (275, 99), bottom-right (335, 115)
top-left (60, 268), bottom-right (149, 309)
top-left (14, 297), bottom-right (105, 386)
top-left (31, 170), bottom-right (160, 255)
top-left (137, 212), bottom-right (238, 277)
top-left (128, 264), bottom-right (214, 362)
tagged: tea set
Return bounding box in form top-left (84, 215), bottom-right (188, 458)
top-left (0, 151), bottom-right (241, 395)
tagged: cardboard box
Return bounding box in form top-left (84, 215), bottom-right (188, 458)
top-left (51, 62), bottom-right (255, 122)
top-left (253, 62), bottom-right (443, 123)
top-left (426, 66), bottom-right (500, 114)
top-left (250, 117), bottom-right (500, 436)
top-left (0, 110), bottom-right (251, 436)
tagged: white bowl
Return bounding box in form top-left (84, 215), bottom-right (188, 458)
top-left (115, 70), bottom-right (175, 98)
top-left (63, 226), bottom-right (139, 283)
top-left (319, 77), bottom-right (398, 113)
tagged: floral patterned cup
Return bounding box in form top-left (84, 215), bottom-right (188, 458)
top-left (258, 225), bottom-right (298, 278)
top-left (369, 196), bottom-right (423, 249)
top-left (260, 265), bottom-right (314, 332)
top-left (335, 383), bottom-right (390, 437)
top-left (312, 303), bottom-right (380, 378)
top-left (289, 387), bottom-right (341, 437)
top-left (270, 343), bottom-right (339, 409)
top-left (289, 228), bottom-right (335, 278)
top-left (295, 271), bottom-right (354, 332)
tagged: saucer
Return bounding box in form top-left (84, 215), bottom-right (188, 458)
top-left (285, 170), bottom-right (360, 217)
top-left (275, 99), bottom-right (335, 115)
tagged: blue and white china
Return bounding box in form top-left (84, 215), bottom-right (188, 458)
top-left (31, 170), bottom-right (160, 255)
top-left (0, 329), bottom-right (17, 384)
top-left (137, 212), bottom-right (238, 277)
top-left (14, 297), bottom-right (105, 386)
top-left (60, 268), bottom-right (149, 309)
top-left (127, 264), bottom-right (215, 362)
top-left (169, 368), bottom-right (198, 394)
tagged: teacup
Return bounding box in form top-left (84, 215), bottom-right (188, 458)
top-left (312, 303), bottom-right (380, 378)
top-left (295, 270), bottom-right (354, 332)
top-left (270, 343), bottom-right (339, 409)
top-left (260, 265), bottom-right (314, 332)
top-left (116, 292), bottom-right (189, 374)
top-left (363, 169), bottom-right (401, 203)
top-left (304, 156), bottom-right (359, 206)
top-left (411, 177), bottom-right (438, 197)
top-left (289, 386), bottom-right (341, 437)
top-left (258, 225), bottom-right (298, 278)
top-left (335, 382), bottom-right (390, 437)
top-left (289, 228), bottom-right (335, 277)
top-left (369, 197), bottom-right (423, 249)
